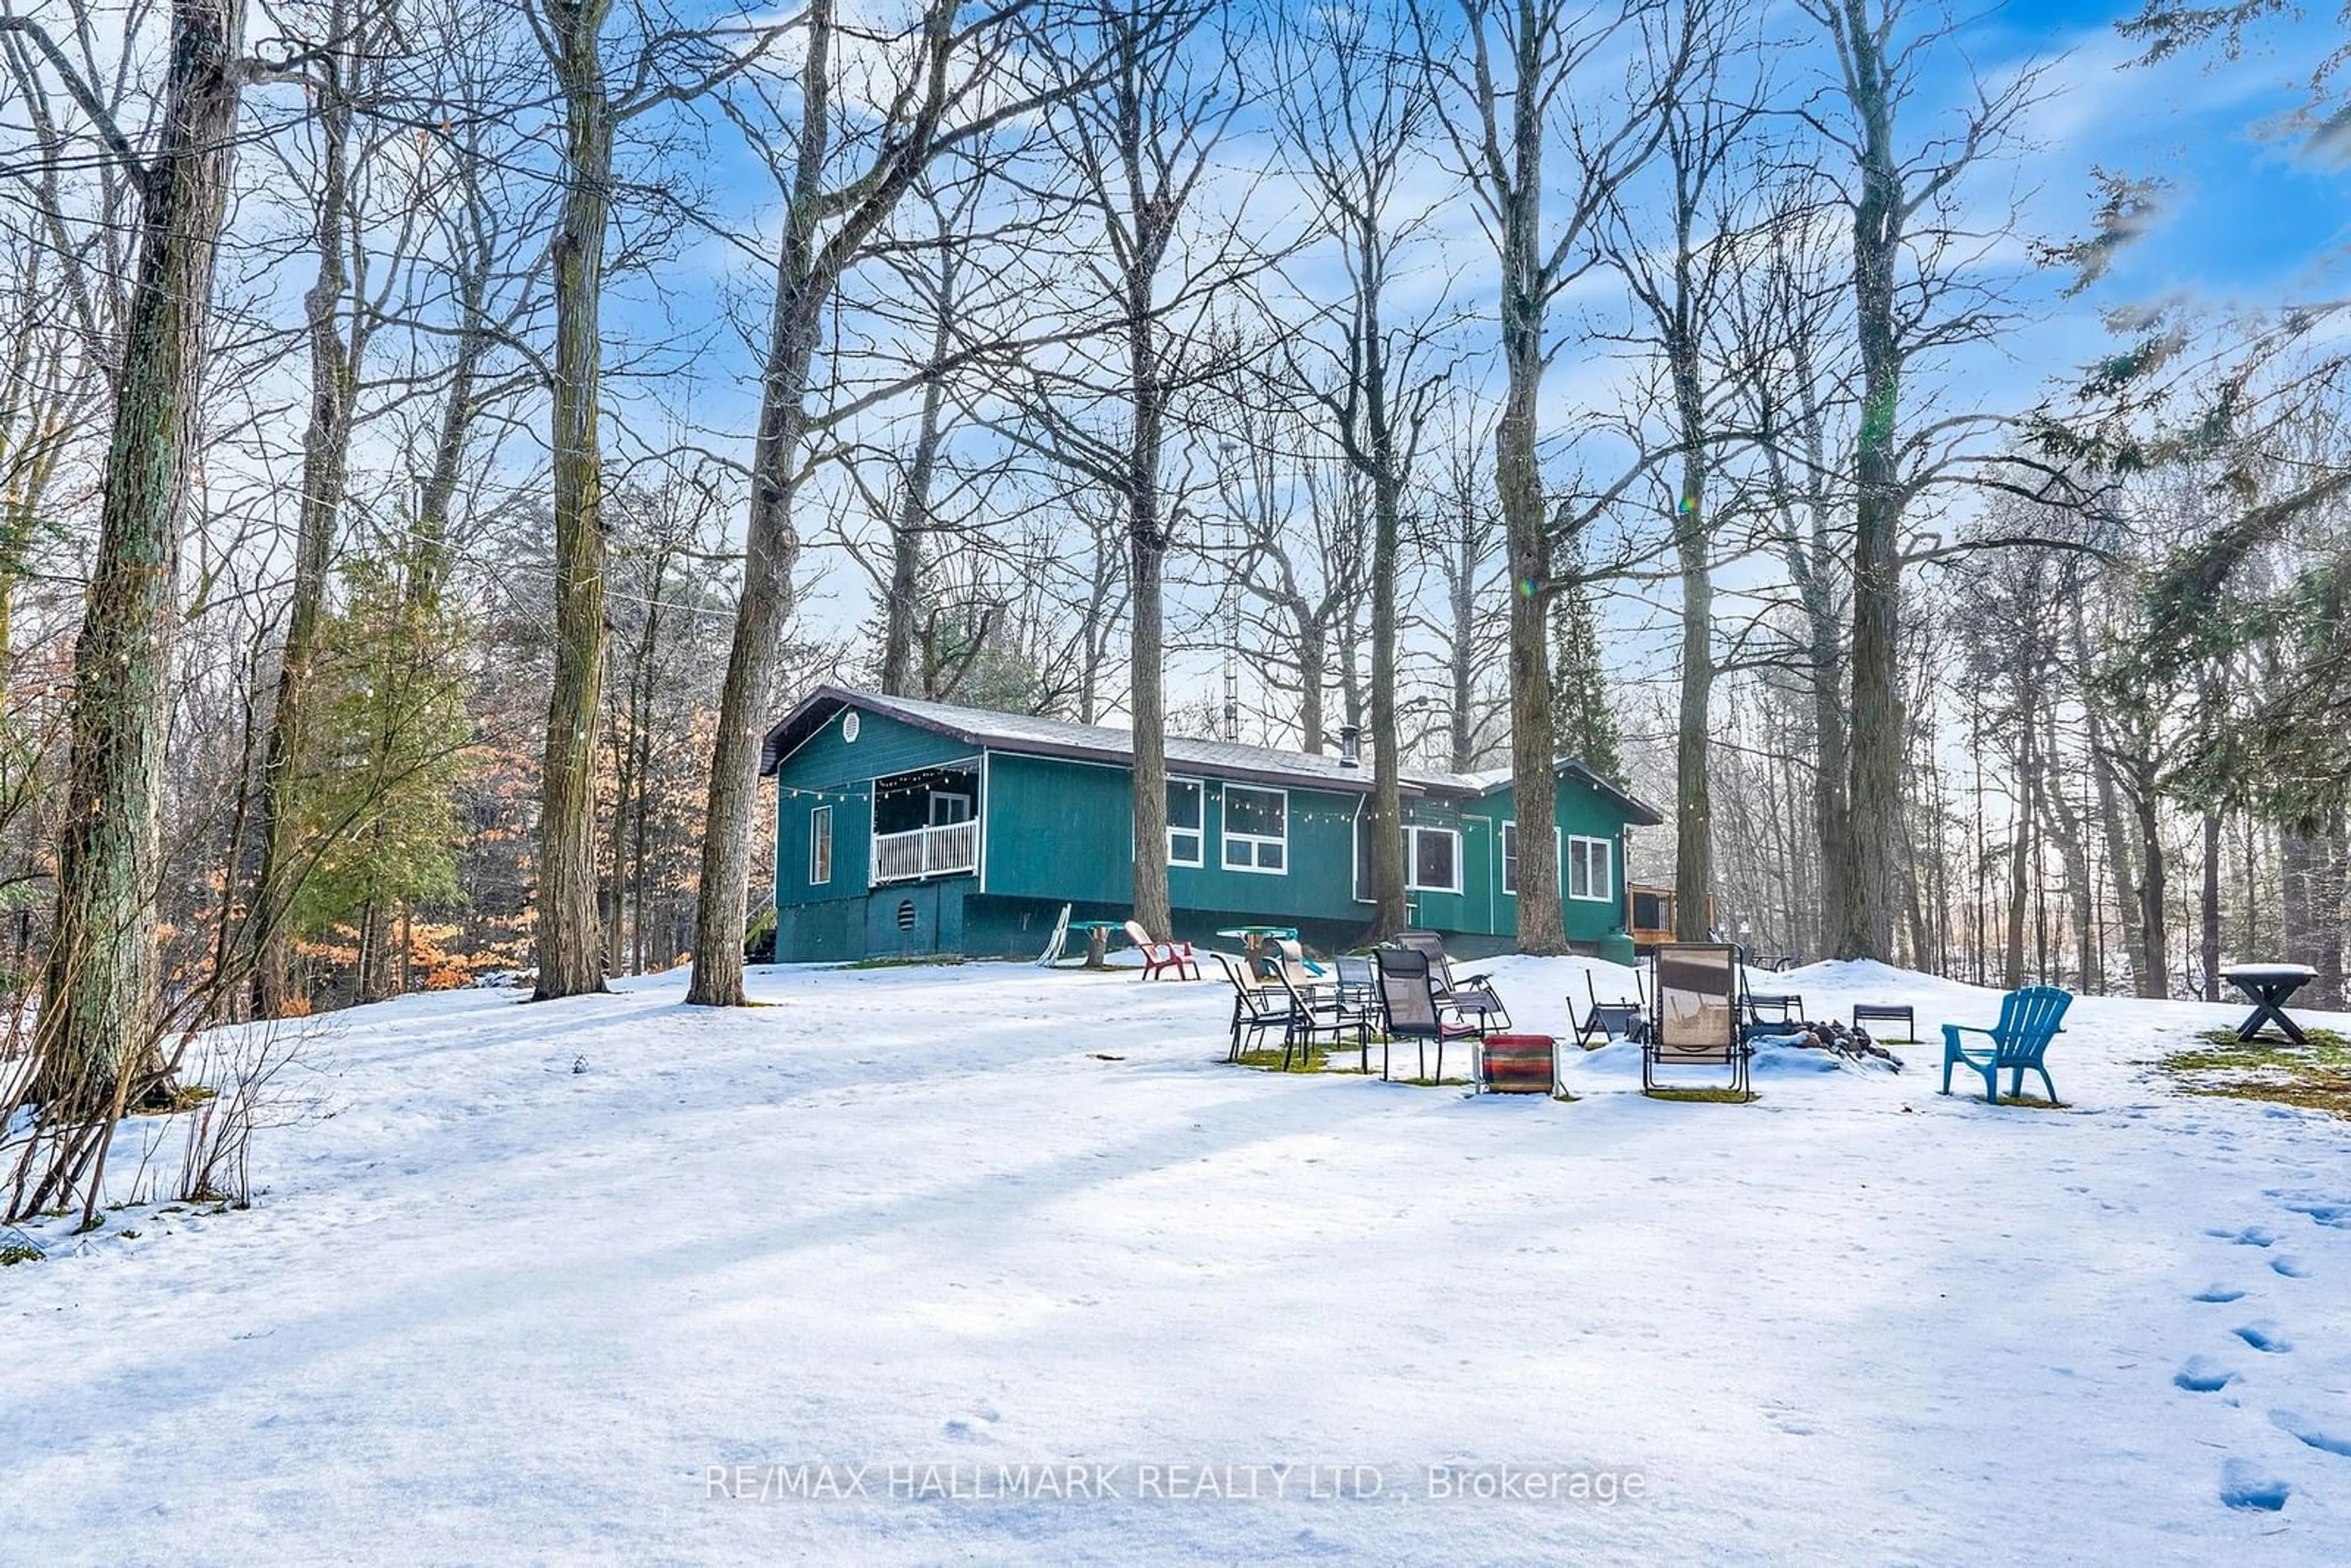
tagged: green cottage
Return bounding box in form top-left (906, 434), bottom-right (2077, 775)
top-left (759, 686), bottom-right (1664, 964)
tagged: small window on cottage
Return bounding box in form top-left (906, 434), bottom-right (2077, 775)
top-left (1499, 822), bottom-right (1519, 895)
top-left (1567, 835), bottom-right (1613, 902)
top-left (1406, 825), bottom-right (1461, 894)
top-left (1222, 785), bottom-right (1288, 873)
top-left (808, 805), bottom-right (833, 886)
top-left (1168, 779), bottom-right (1203, 866)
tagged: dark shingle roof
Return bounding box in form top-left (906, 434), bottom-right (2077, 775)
top-left (760, 685), bottom-right (1662, 824)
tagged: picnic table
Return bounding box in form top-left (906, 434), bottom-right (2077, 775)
top-left (2221, 963), bottom-right (2318, 1046)
top-left (1067, 919), bottom-right (1127, 970)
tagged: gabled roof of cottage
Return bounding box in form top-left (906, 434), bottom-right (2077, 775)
top-left (760, 685), bottom-right (1662, 826)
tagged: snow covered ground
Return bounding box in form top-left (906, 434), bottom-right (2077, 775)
top-left (5, 954), bottom-right (2350, 1564)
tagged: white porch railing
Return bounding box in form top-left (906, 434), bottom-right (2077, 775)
top-left (871, 819), bottom-right (978, 885)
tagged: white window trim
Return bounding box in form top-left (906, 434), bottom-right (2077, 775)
top-left (1567, 833), bottom-right (1614, 902)
top-left (927, 790), bottom-right (972, 826)
top-left (1167, 775), bottom-right (1205, 868)
top-left (1404, 824), bottom-right (1462, 895)
top-left (1499, 822), bottom-right (1565, 898)
top-left (1220, 783), bottom-right (1289, 876)
top-left (808, 804), bottom-right (833, 887)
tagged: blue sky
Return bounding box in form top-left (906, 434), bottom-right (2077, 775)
top-left (2005, 1), bottom-right (2346, 317)
top-left (579, 1), bottom-right (2351, 739)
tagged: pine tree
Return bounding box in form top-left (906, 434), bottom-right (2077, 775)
top-left (1551, 582), bottom-right (1623, 786)
top-left (282, 552), bottom-right (472, 1005)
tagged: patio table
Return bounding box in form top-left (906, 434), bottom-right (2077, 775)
top-left (2221, 963), bottom-right (2318, 1046)
top-left (1215, 925), bottom-right (1299, 967)
top-left (1067, 919), bottom-right (1127, 970)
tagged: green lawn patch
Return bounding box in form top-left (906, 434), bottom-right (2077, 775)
top-left (1233, 1043), bottom-right (1335, 1073)
top-left (2160, 1027), bottom-right (2351, 1117)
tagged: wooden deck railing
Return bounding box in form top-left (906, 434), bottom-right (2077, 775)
top-left (871, 820), bottom-right (978, 884)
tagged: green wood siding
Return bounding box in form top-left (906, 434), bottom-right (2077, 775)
top-left (1472, 773), bottom-right (1638, 946)
top-left (1399, 807), bottom-right (1504, 939)
top-left (980, 752), bottom-right (1369, 922)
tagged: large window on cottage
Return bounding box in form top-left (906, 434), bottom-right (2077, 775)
top-left (1222, 785), bottom-right (1288, 872)
top-left (1406, 825), bottom-right (1460, 894)
top-left (1567, 834), bottom-right (1613, 902)
top-left (809, 805), bottom-right (833, 886)
top-left (1168, 778), bottom-right (1203, 866)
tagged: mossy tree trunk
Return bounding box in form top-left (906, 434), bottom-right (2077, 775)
top-left (534, 0), bottom-right (617, 1001)
top-left (36, 0), bottom-right (247, 1105)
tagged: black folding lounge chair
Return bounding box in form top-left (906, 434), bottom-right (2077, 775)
top-left (1571, 969), bottom-right (1647, 1049)
top-left (1215, 952), bottom-right (1307, 1065)
top-left (1374, 947), bottom-right (1481, 1084)
top-left (1331, 955), bottom-right (1381, 1072)
top-left (1395, 930), bottom-right (1511, 1035)
top-left (1264, 961), bottom-right (1346, 1071)
top-left (1645, 942), bottom-right (1753, 1100)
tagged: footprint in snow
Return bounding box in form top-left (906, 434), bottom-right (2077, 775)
top-left (2174, 1356), bottom-right (2237, 1393)
top-left (2271, 1256), bottom-right (2311, 1278)
top-left (2235, 1322), bottom-right (2293, 1354)
top-left (2271, 1411), bottom-right (2351, 1458)
top-left (2220, 1459), bottom-right (2291, 1512)
top-left (2281, 1200), bottom-right (2351, 1229)
top-left (2206, 1226), bottom-right (2276, 1247)
top-left (2191, 1286), bottom-right (2248, 1304)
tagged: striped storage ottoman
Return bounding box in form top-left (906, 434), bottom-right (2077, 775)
top-left (1479, 1035), bottom-right (1559, 1095)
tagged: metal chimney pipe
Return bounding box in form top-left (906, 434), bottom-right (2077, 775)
top-left (1337, 724), bottom-right (1362, 768)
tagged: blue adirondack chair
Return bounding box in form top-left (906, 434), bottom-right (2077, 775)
top-left (1941, 986), bottom-right (2072, 1104)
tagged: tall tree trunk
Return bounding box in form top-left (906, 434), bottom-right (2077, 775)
top-left (408, 236), bottom-right (495, 604)
top-left (1498, 237), bottom-right (1562, 950)
top-left (1447, 506), bottom-right (1477, 772)
top-left (1672, 446), bottom-right (1712, 942)
top-left (2001, 702), bottom-right (2032, 991)
top-left (534, 0), bottom-right (617, 1000)
top-left (2073, 601), bottom-right (2140, 992)
top-left (688, 0), bottom-right (843, 1008)
top-left (686, 243), bottom-right (820, 1007)
top-left (1295, 618), bottom-right (1325, 753)
top-left (1835, 34), bottom-right (1905, 962)
top-left (1120, 129), bottom-right (1175, 942)
top-left (629, 714), bottom-right (654, 975)
top-left (2038, 709), bottom-right (2096, 992)
top-left (36, 0), bottom-right (246, 1106)
top-left (2132, 761), bottom-right (2169, 999)
top-left (2200, 808), bottom-right (2222, 1002)
top-left (1807, 623), bottom-right (1850, 963)
top-left (2282, 823), bottom-right (2314, 980)
top-left (252, 11), bottom-right (356, 1017)
top-left (604, 703), bottom-right (632, 975)
top-left (877, 308), bottom-right (951, 697)
top-left (1127, 491), bottom-right (1172, 939)
top-left (2320, 812), bottom-right (2349, 1011)
top-left (1367, 468), bottom-right (1408, 939)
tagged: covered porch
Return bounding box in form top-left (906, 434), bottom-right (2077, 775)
top-left (869, 762), bottom-right (981, 885)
